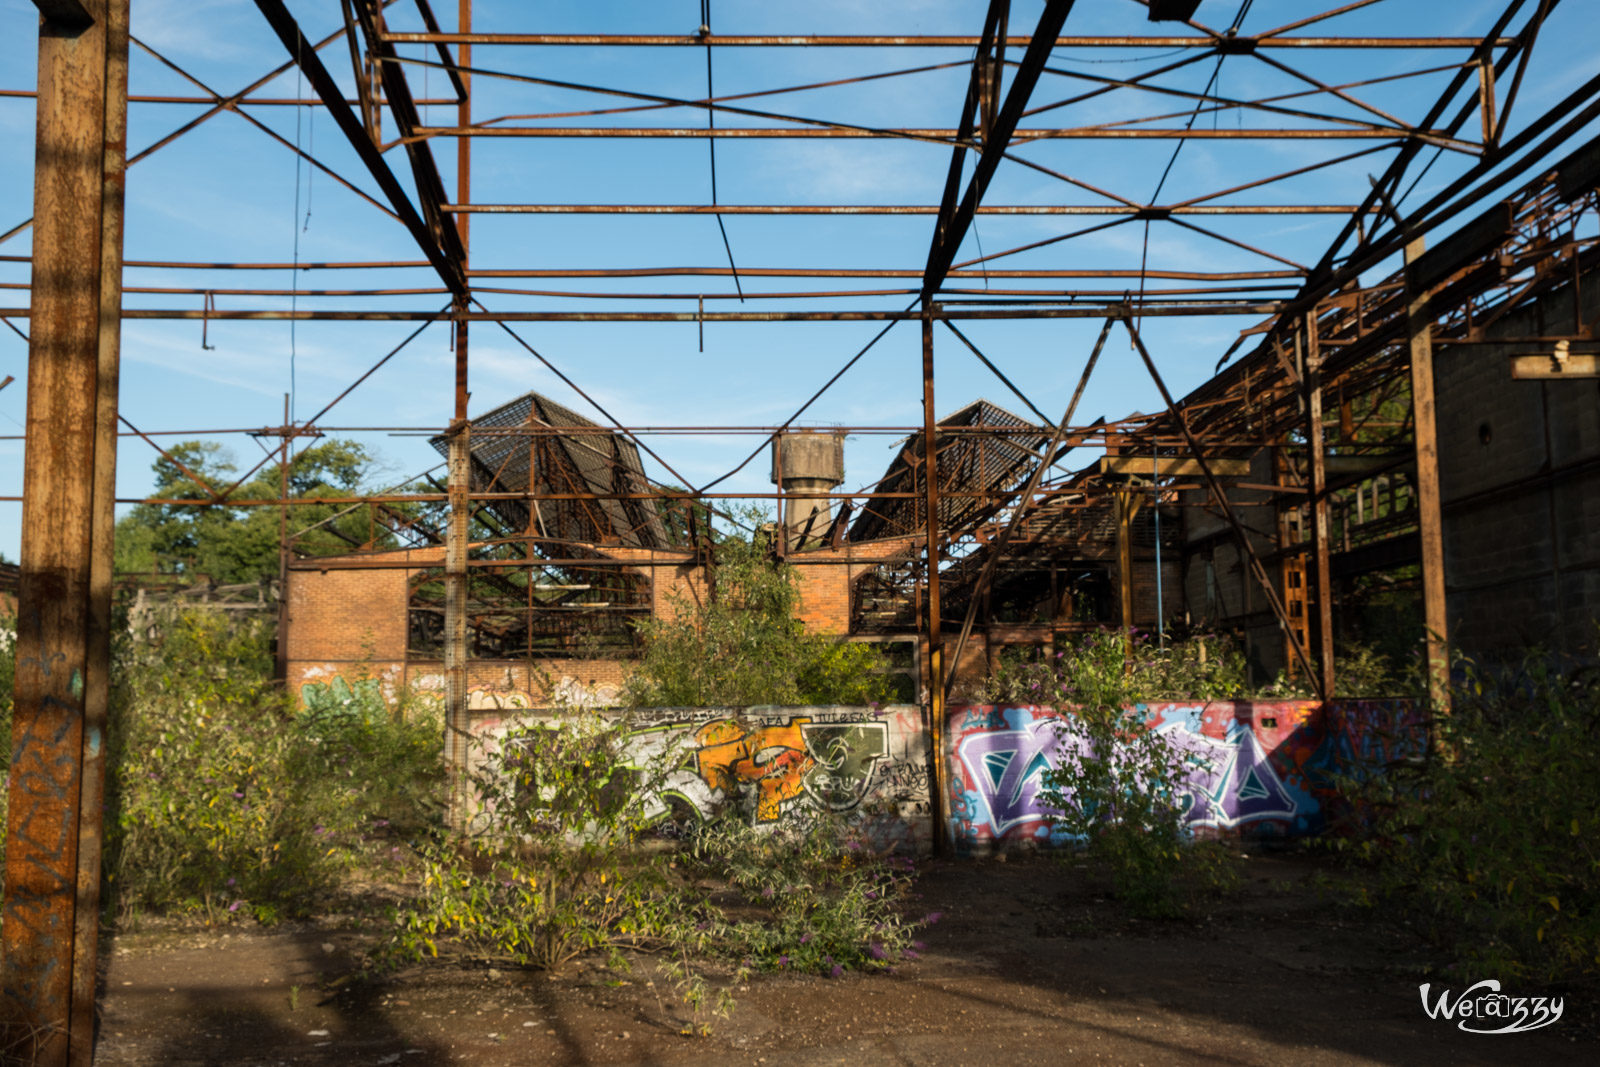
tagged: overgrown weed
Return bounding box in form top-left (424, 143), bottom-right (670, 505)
top-left (1330, 651), bottom-right (1600, 983)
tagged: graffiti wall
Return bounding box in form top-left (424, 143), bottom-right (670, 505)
top-left (469, 705), bottom-right (933, 854)
top-left (289, 674), bottom-right (1423, 857)
top-left (945, 701), bottom-right (1424, 855)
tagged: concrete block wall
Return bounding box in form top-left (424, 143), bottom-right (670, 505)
top-left (411, 697), bottom-right (1424, 857)
top-left (1436, 265), bottom-right (1600, 661)
top-left (466, 704), bottom-right (933, 854)
top-left (944, 699), bottom-right (1423, 855)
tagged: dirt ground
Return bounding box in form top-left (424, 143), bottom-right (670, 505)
top-left (90, 850), bottom-right (1596, 1066)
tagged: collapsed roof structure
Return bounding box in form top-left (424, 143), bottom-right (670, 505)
top-left (7, 3), bottom-right (1600, 1054)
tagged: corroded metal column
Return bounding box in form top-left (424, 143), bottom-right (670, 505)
top-left (1302, 313), bottom-right (1336, 698)
top-left (1405, 239), bottom-right (1450, 723)
top-left (444, 412), bottom-right (470, 830)
top-left (443, 0), bottom-right (473, 832)
top-left (920, 312), bottom-right (948, 855)
top-left (3, 2), bottom-right (129, 1064)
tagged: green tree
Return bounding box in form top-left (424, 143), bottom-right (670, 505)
top-left (624, 517), bottom-right (893, 707)
top-left (114, 438), bottom-right (403, 584)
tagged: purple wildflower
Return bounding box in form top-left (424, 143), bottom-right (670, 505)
top-left (800, 932), bottom-right (812, 944)
top-left (923, 911), bottom-right (943, 925)
top-left (226, 877), bottom-right (236, 887)
top-left (903, 950), bottom-right (920, 960)
top-left (867, 943), bottom-right (886, 960)
top-left (233, 792), bottom-right (244, 800)
top-left (777, 956), bottom-right (789, 968)
top-left (228, 900), bottom-right (241, 913)
top-left (830, 965), bottom-right (844, 979)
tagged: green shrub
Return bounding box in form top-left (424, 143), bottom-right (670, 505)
top-left (1336, 654), bottom-right (1600, 981)
top-left (389, 708), bottom-right (677, 969)
top-left (678, 812), bottom-right (920, 975)
top-left (975, 629), bottom-right (1248, 705)
top-left (386, 704), bottom-right (921, 1031)
top-left (105, 606), bottom-right (443, 923)
top-left (625, 516), bottom-right (894, 708)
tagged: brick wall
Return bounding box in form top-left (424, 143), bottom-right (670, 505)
top-left (284, 545), bottom-right (440, 667)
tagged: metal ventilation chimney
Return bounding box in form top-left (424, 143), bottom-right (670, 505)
top-left (770, 430), bottom-right (846, 551)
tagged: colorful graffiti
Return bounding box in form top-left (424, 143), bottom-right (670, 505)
top-left (946, 701), bottom-right (1424, 853)
top-left (687, 717), bottom-right (889, 822)
top-left (954, 713), bottom-right (1066, 838)
top-left (469, 705), bottom-right (931, 850)
top-left (300, 675), bottom-right (387, 717)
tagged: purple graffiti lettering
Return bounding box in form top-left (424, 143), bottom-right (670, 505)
top-left (1170, 724), bottom-right (1299, 829)
top-left (956, 719), bottom-right (1065, 835)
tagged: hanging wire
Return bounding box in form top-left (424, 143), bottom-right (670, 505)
top-left (701, 0), bottom-right (743, 301)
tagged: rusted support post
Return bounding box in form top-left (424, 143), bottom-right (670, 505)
top-left (275, 393), bottom-right (290, 683)
top-left (1116, 487), bottom-right (1135, 646)
top-left (69, 2), bottom-right (127, 1060)
top-left (1405, 239), bottom-right (1451, 726)
top-left (4, 3), bottom-right (128, 1064)
top-left (919, 312), bottom-right (948, 856)
top-left (443, 0), bottom-right (473, 831)
top-left (1302, 314), bottom-right (1336, 697)
top-left (444, 411), bottom-right (470, 831)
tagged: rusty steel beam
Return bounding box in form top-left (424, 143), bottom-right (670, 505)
top-left (249, 0), bottom-right (467, 298)
top-left (443, 0), bottom-right (473, 836)
top-left (0, 302), bottom-right (1292, 321)
top-left (0, 254), bottom-right (1300, 280)
top-left (380, 31), bottom-right (1514, 48)
top-left (1301, 316), bottom-right (1336, 697)
top-left (2, 3), bottom-right (127, 1065)
top-left (407, 124), bottom-right (1435, 140)
top-left (441, 203), bottom-right (1358, 215)
top-left (927, 0), bottom-right (1077, 299)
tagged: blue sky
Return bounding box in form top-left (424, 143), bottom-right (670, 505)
top-left (1, 0), bottom-right (1596, 558)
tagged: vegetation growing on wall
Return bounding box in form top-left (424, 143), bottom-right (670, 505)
top-left (625, 519), bottom-right (895, 708)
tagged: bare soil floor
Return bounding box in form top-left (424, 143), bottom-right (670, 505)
top-left (92, 851), bottom-right (1596, 1066)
